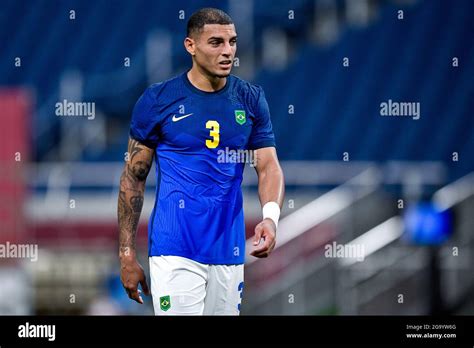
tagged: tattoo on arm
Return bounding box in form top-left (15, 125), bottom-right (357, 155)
top-left (130, 195), bottom-right (144, 213)
top-left (118, 138), bottom-right (154, 256)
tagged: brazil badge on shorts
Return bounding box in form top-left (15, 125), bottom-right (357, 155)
top-left (160, 295), bottom-right (171, 311)
top-left (235, 110), bottom-right (246, 125)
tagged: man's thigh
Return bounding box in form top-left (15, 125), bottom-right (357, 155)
top-left (203, 264), bottom-right (244, 315)
top-left (149, 256), bottom-right (207, 315)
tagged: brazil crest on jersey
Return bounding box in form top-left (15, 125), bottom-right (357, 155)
top-left (130, 71), bottom-right (276, 265)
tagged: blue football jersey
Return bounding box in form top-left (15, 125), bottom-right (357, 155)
top-left (129, 71), bottom-right (276, 265)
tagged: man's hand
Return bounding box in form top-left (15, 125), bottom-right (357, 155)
top-left (250, 218), bottom-right (277, 258)
top-left (120, 254), bottom-right (150, 304)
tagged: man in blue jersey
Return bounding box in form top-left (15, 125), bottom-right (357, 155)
top-left (118, 8), bottom-right (285, 315)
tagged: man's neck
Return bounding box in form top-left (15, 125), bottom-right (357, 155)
top-left (187, 67), bottom-right (227, 92)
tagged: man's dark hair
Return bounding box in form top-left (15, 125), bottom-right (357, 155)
top-left (187, 8), bottom-right (233, 38)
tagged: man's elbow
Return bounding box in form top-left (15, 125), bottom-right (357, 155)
top-left (259, 162), bottom-right (284, 183)
top-left (130, 163), bottom-right (151, 182)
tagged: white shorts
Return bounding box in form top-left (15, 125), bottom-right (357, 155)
top-left (149, 256), bottom-right (244, 315)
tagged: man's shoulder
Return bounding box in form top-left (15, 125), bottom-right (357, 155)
top-left (146, 74), bottom-right (184, 97)
top-left (230, 74), bottom-right (263, 93)
top-left (229, 74), bottom-right (265, 107)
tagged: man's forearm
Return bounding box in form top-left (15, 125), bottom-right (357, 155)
top-left (257, 163), bottom-right (285, 209)
top-left (251, 157), bottom-right (284, 258)
top-left (118, 166), bottom-right (145, 258)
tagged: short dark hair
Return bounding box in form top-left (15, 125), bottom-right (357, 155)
top-left (187, 8), bottom-right (233, 38)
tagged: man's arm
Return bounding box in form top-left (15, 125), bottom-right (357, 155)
top-left (118, 137), bottom-right (154, 303)
top-left (250, 147), bottom-right (285, 258)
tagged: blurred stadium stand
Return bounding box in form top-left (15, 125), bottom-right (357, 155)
top-left (0, 0), bottom-right (472, 314)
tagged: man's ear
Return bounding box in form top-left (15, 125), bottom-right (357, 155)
top-left (184, 37), bottom-right (196, 56)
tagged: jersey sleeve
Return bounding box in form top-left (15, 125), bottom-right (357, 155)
top-left (129, 86), bottom-right (161, 148)
top-left (247, 86), bottom-right (276, 150)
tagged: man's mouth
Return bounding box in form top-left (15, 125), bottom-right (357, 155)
top-left (219, 60), bottom-right (232, 67)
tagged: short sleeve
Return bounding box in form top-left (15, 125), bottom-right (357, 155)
top-left (129, 86), bottom-right (160, 148)
top-left (247, 86), bottom-right (276, 150)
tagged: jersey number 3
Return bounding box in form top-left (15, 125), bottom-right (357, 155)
top-left (205, 120), bottom-right (220, 149)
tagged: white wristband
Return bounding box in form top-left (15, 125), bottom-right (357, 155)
top-left (262, 202), bottom-right (280, 228)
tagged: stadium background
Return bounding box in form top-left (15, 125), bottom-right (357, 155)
top-left (0, 0), bottom-right (473, 315)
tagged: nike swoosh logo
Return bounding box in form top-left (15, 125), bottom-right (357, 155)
top-left (172, 113), bottom-right (193, 122)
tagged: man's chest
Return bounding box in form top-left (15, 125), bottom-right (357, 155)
top-left (158, 96), bottom-right (254, 151)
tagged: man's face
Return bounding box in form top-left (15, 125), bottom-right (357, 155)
top-left (191, 24), bottom-right (237, 78)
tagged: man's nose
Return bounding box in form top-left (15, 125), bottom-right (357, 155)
top-left (221, 42), bottom-right (233, 57)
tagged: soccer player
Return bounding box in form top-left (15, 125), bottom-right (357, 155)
top-left (118, 8), bottom-right (285, 315)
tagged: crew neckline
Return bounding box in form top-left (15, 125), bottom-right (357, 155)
top-left (182, 70), bottom-right (230, 96)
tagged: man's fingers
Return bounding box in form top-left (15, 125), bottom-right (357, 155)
top-left (250, 250), bottom-right (269, 258)
top-left (250, 239), bottom-right (276, 258)
top-left (251, 246), bottom-right (273, 258)
top-left (126, 286), bottom-right (143, 304)
top-left (140, 277), bottom-right (150, 296)
top-left (253, 234), bottom-right (274, 254)
top-left (253, 224), bottom-right (263, 245)
top-left (131, 290), bottom-right (143, 304)
top-left (250, 244), bottom-right (269, 257)
top-left (252, 242), bottom-right (269, 254)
